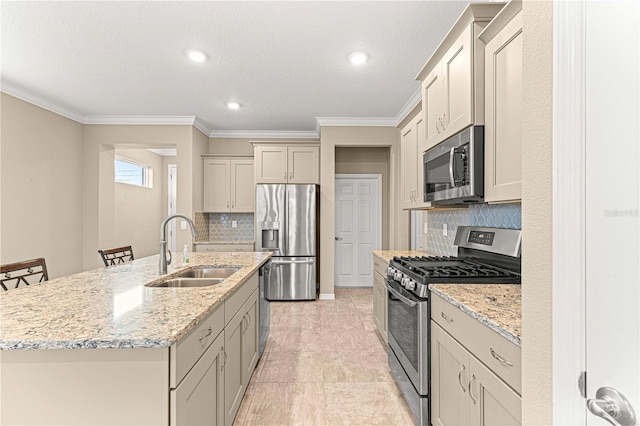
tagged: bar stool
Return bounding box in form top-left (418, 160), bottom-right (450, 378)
top-left (98, 246), bottom-right (135, 267)
top-left (1, 258), bottom-right (49, 291)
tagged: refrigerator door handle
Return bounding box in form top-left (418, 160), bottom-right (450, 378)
top-left (270, 259), bottom-right (314, 265)
top-left (284, 187), bottom-right (288, 254)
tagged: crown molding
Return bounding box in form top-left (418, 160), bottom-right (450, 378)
top-left (1, 80), bottom-right (85, 123)
top-left (315, 117), bottom-right (397, 127)
top-left (209, 129), bottom-right (319, 139)
top-left (394, 87), bottom-right (422, 126)
top-left (193, 117), bottom-right (212, 136)
top-left (83, 115), bottom-right (199, 126)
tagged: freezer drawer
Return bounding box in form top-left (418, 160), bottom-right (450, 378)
top-left (266, 257), bottom-right (316, 301)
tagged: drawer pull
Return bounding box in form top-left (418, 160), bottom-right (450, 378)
top-left (441, 312), bottom-right (454, 323)
top-left (458, 365), bottom-right (467, 393)
top-left (199, 326), bottom-right (213, 344)
top-left (221, 346), bottom-right (227, 370)
top-left (469, 374), bottom-right (478, 404)
top-left (490, 348), bottom-right (514, 367)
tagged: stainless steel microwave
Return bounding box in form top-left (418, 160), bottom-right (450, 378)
top-left (423, 125), bottom-right (484, 204)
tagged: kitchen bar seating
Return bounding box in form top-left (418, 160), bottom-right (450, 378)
top-left (0, 257), bottom-right (49, 291)
top-left (98, 246), bottom-right (134, 267)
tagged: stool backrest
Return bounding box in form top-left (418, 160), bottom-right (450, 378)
top-left (1, 258), bottom-right (49, 291)
top-left (98, 246), bottom-right (134, 267)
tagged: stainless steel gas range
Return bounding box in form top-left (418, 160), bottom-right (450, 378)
top-left (385, 226), bottom-right (522, 426)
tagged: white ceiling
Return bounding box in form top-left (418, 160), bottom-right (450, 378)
top-left (1, 1), bottom-right (468, 137)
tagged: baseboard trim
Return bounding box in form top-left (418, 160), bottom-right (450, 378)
top-left (318, 293), bottom-right (335, 300)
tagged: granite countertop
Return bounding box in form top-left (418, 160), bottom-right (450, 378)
top-left (372, 250), bottom-right (430, 263)
top-left (194, 240), bottom-right (255, 245)
top-left (429, 284), bottom-right (521, 347)
top-left (0, 252), bottom-right (270, 351)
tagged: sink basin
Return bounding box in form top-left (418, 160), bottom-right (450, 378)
top-left (145, 278), bottom-right (225, 288)
top-left (173, 267), bottom-right (240, 279)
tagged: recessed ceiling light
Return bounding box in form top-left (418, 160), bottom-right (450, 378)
top-left (226, 101), bottom-right (241, 110)
top-left (187, 49), bottom-right (207, 63)
top-left (349, 51), bottom-right (370, 65)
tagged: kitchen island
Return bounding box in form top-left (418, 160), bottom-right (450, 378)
top-left (0, 252), bottom-right (270, 425)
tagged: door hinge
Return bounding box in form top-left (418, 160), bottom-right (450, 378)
top-left (578, 370), bottom-right (587, 398)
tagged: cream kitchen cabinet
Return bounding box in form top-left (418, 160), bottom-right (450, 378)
top-left (372, 255), bottom-right (389, 344)
top-left (203, 157), bottom-right (254, 213)
top-left (480, 1), bottom-right (523, 203)
top-left (195, 244), bottom-right (255, 253)
top-left (430, 291), bottom-right (521, 426)
top-left (417, 3), bottom-right (504, 151)
top-left (253, 144), bottom-right (319, 184)
top-left (400, 110), bottom-right (428, 209)
top-left (224, 276), bottom-right (259, 425)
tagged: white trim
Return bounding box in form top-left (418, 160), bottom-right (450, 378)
top-left (209, 129), bottom-right (319, 139)
top-left (1, 80), bottom-right (85, 123)
top-left (319, 293), bottom-right (335, 300)
top-left (334, 174), bottom-right (383, 287)
top-left (84, 115), bottom-right (198, 125)
top-left (552, 1), bottom-right (587, 424)
top-left (193, 117), bottom-right (212, 136)
top-left (316, 117), bottom-right (396, 127)
top-left (393, 87), bottom-right (422, 126)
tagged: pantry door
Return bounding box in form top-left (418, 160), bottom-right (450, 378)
top-left (334, 175), bottom-right (381, 287)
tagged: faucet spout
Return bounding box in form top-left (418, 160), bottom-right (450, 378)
top-left (160, 214), bottom-right (197, 274)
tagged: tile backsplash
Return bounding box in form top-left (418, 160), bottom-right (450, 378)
top-left (208, 213), bottom-right (255, 241)
top-left (426, 204), bottom-right (521, 256)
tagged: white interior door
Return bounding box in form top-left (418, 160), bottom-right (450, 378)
top-left (334, 175), bottom-right (381, 287)
top-left (585, 1), bottom-right (639, 424)
top-left (168, 164), bottom-right (177, 253)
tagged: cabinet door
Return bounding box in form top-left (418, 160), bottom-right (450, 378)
top-left (242, 289), bottom-right (259, 382)
top-left (204, 160), bottom-right (231, 212)
top-left (400, 118), bottom-right (418, 209)
top-left (415, 115), bottom-right (426, 205)
top-left (431, 321), bottom-right (471, 426)
top-left (423, 64), bottom-right (445, 151)
top-left (442, 24), bottom-right (474, 139)
top-left (230, 159), bottom-right (255, 212)
top-left (484, 11), bottom-right (523, 203)
top-left (255, 146), bottom-right (287, 183)
top-left (171, 332), bottom-right (225, 426)
top-left (287, 146), bottom-right (319, 184)
top-left (224, 310), bottom-right (245, 425)
top-left (469, 356), bottom-right (522, 426)
top-left (372, 271), bottom-right (384, 341)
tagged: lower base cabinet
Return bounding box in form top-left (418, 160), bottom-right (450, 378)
top-left (372, 255), bottom-right (389, 344)
top-left (431, 322), bottom-right (521, 426)
top-left (171, 332), bottom-right (225, 426)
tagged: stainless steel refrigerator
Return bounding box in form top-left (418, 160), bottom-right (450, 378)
top-left (256, 184), bottom-right (319, 301)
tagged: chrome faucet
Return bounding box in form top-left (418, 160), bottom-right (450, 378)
top-left (159, 214), bottom-right (197, 274)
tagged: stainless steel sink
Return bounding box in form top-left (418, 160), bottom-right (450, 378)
top-left (146, 277), bottom-right (225, 288)
top-left (173, 267), bottom-right (240, 279)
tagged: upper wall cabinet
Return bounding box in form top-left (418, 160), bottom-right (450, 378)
top-left (400, 109), bottom-right (428, 210)
top-left (416, 3), bottom-right (505, 152)
top-left (203, 156), bottom-right (255, 213)
top-left (253, 143), bottom-right (320, 184)
top-left (479, 1), bottom-right (523, 203)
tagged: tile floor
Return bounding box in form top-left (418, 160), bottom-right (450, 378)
top-left (233, 287), bottom-right (415, 426)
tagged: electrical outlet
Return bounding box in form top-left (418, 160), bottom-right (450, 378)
top-left (231, 220), bottom-right (237, 228)
top-left (442, 223), bottom-right (448, 237)
top-left (180, 220), bottom-right (187, 230)
top-left (423, 222), bottom-right (429, 233)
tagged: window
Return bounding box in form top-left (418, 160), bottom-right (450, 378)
top-left (115, 157), bottom-right (152, 188)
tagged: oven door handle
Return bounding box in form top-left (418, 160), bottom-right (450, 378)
top-left (448, 147), bottom-right (456, 187)
top-left (385, 280), bottom-right (418, 307)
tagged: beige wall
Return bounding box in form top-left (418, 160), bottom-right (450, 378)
top-left (0, 93), bottom-right (84, 279)
top-left (521, 0), bottom-right (553, 424)
top-left (113, 149), bottom-right (164, 258)
top-left (191, 128), bottom-right (208, 213)
top-left (208, 137), bottom-right (321, 155)
top-left (335, 147), bottom-right (390, 249)
top-left (319, 126), bottom-right (404, 297)
top-left (82, 125), bottom-right (196, 270)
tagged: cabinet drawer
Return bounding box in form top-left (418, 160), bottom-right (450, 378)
top-left (431, 293), bottom-right (522, 394)
top-left (170, 304), bottom-right (225, 388)
top-left (195, 244), bottom-right (254, 253)
top-left (225, 273), bottom-right (259, 325)
top-left (373, 255), bottom-right (389, 277)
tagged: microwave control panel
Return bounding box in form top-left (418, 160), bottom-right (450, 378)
top-left (468, 230), bottom-right (495, 246)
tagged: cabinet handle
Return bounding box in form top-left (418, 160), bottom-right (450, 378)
top-left (226, 201), bottom-right (230, 208)
top-left (284, 171), bottom-right (287, 180)
top-left (289, 171), bottom-right (293, 180)
top-left (490, 348), bottom-right (514, 367)
top-left (221, 346), bottom-right (227, 370)
top-left (441, 312), bottom-right (454, 323)
top-left (469, 374), bottom-right (478, 404)
top-left (199, 327), bottom-right (212, 345)
top-left (231, 201), bottom-right (235, 209)
top-left (435, 120), bottom-right (441, 134)
top-left (458, 365), bottom-right (467, 393)
top-left (442, 112), bottom-right (446, 128)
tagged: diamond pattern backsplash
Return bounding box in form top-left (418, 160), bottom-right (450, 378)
top-left (426, 204), bottom-right (522, 256)
top-left (208, 213), bottom-right (255, 241)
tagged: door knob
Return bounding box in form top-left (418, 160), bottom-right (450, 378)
top-left (587, 387), bottom-right (636, 426)
top-left (335, 237), bottom-right (343, 241)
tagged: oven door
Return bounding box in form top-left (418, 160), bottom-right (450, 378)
top-left (386, 278), bottom-right (429, 396)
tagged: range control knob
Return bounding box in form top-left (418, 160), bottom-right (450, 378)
top-left (394, 272), bottom-right (403, 281)
top-left (387, 267), bottom-right (395, 276)
top-left (401, 277), bottom-right (410, 288)
top-left (406, 281), bottom-right (417, 291)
